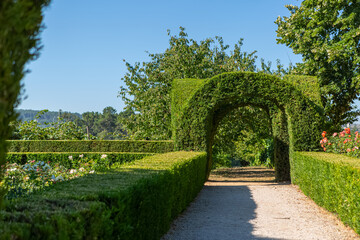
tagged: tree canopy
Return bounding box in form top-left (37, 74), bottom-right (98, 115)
top-left (276, 0), bottom-right (360, 129)
top-left (119, 27), bottom-right (289, 140)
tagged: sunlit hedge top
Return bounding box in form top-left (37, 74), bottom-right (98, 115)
top-left (171, 72), bottom-right (324, 152)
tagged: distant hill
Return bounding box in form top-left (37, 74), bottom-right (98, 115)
top-left (16, 109), bottom-right (81, 124)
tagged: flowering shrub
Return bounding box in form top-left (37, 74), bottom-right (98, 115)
top-left (320, 128), bottom-right (360, 157)
top-left (1, 154), bottom-right (106, 200)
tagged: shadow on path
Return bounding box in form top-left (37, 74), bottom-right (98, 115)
top-left (162, 167), bottom-right (285, 240)
top-left (162, 166), bottom-right (359, 240)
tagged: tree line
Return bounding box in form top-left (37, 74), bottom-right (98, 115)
top-left (12, 107), bottom-right (133, 140)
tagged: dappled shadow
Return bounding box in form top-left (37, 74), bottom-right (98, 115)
top-left (208, 166), bottom-right (279, 184)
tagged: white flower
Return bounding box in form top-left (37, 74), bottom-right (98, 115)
top-left (89, 170), bottom-right (95, 174)
top-left (68, 156), bottom-right (73, 160)
top-left (101, 154), bottom-right (107, 159)
top-left (7, 168), bottom-right (17, 172)
top-left (79, 154), bottom-right (84, 158)
top-left (79, 167), bottom-right (85, 172)
top-left (69, 169), bottom-right (77, 174)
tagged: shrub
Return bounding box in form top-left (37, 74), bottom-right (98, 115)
top-left (7, 140), bottom-right (174, 153)
top-left (320, 128), bottom-right (360, 157)
top-left (291, 152), bottom-right (360, 234)
top-left (171, 72), bottom-right (323, 180)
top-left (6, 152), bottom-right (153, 169)
top-left (0, 151), bottom-right (207, 239)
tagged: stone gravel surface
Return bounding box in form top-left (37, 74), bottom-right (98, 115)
top-left (162, 167), bottom-right (359, 240)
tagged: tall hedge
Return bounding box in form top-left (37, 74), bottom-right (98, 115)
top-left (0, 0), bottom-right (50, 207)
top-left (7, 140), bottom-right (174, 153)
top-left (171, 72), bottom-right (324, 181)
top-left (291, 152), bottom-right (360, 234)
top-left (0, 151), bottom-right (207, 239)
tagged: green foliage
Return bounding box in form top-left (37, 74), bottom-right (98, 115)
top-left (16, 109), bottom-right (81, 124)
top-left (3, 159), bottom-right (96, 200)
top-left (0, 0), bottom-right (50, 208)
top-left (11, 110), bottom-right (87, 140)
top-left (119, 27), bottom-right (266, 140)
top-left (79, 106), bottom-right (133, 140)
top-left (6, 152), bottom-right (153, 169)
top-left (7, 140), bottom-right (174, 153)
top-left (212, 106), bottom-right (274, 168)
top-left (276, 1), bottom-right (360, 130)
top-left (291, 152), bottom-right (360, 234)
top-left (0, 151), bottom-right (207, 239)
top-left (14, 107), bottom-right (134, 140)
top-left (171, 72), bottom-right (323, 181)
top-left (321, 128), bottom-right (360, 157)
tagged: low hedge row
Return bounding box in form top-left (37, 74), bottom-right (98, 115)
top-left (7, 140), bottom-right (175, 153)
top-left (291, 152), bottom-right (360, 234)
top-left (0, 151), bottom-right (207, 239)
top-left (6, 152), bottom-right (154, 169)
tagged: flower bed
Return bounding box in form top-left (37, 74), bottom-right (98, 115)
top-left (2, 154), bottom-right (111, 200)
top-left (320, 128), bottom-right (360, 157)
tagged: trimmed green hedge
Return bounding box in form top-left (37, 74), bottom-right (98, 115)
top-left (6, 152), bottom-right (153, 169)
top-left (0, 151), bottom-right (207, 239)
top-left (7, 140), bottom-right (174, 153)
top-left (291, 152), bottom-right (360, 234)
top-left (171, 72), bottom-right (323, 181)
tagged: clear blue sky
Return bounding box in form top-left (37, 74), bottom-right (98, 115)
top-left (20, 0), bottom-right (304, 114)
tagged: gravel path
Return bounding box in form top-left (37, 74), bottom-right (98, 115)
top-left (162, 167), bottom-right (359, 240)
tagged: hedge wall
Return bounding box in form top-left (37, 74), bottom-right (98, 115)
top-left (0, 151), bottom-right (207, 239)
top-left (171, 72), bottom-right (323, 181)
top-left (291, 152), bottom-right (360, 234)
top-left (6, 152), bottom-right (153, 169)
top-left (7, 140), bottom-right (174, 153)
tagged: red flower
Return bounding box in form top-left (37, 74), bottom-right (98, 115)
top-left (322, 131), bottom-right (326, 138)
top-left (345, 128), bottom-right (351, 134)
top-left (323, 147), bottom-right (327, 151)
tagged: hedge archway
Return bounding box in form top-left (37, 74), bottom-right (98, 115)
top-left (171, 72), bottom-right (323, 181)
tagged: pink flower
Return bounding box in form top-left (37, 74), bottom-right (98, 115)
top-left (347, 148), bottom-right (351, 152)
top-left (332, 132), bottom-right (338, 137)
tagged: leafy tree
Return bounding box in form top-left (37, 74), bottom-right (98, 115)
top-left (275, 0), bottom-right (360, 130)
top-left (12, 111), bottom-right (87, 140)
top-left (119, 27), bottom-right (293, 169)
top-left (0, 0), bottom-right (51, 206)
top-left (78, 107), bottom-right (132, 140)
top-left (99, 107), bottom-right (117, 134)
top-left (119, 27), bottom-right (258, 140)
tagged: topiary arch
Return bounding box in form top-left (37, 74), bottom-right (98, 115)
top-left (171, 72), bottom-right (324, 181)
